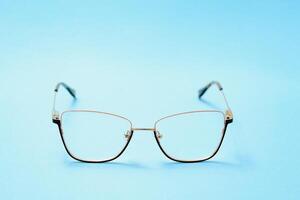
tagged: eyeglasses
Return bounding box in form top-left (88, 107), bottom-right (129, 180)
top-left (52, 81), bottom-right (233, 163)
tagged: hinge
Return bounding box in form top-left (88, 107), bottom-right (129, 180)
top-left (225, 110), bottom-right (233, 123)
top-left (52, 110), bottom-right (60, 123)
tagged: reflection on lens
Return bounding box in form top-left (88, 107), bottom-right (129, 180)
top-left (61, 111), bottom-right (132, 162)
top-left (155, 111), bottom-right (225, 161)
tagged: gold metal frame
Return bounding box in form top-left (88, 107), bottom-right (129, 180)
top-left (52, 81), bottom-right (233, 163)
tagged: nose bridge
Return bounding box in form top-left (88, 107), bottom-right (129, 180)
top-left (131, 127), bottom-right (156, 132)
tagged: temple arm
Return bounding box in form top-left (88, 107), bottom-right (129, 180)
top-left (198, 81), bottom-right (233, 123)
top-left (52, 82), bottom-right (77, 123)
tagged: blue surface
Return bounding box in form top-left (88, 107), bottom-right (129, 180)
top-left (0, 1), bottom-right (300, 199)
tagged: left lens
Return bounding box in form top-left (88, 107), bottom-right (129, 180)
top-left (61, 111), bottom-right (132, 162)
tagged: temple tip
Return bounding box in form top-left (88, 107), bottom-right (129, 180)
top-left (198, 81), bottom-right (223, 99)
top-left (55, 82), bottom-right (77, 99)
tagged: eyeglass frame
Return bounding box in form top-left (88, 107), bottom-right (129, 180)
top-left (52, 81), bottom-right (233, 163)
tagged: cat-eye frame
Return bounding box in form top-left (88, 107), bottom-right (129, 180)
top-left (52, 81), bottom-right (233, 163)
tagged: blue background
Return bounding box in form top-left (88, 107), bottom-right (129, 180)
top-left (0, 1), bottom-right (299, 199)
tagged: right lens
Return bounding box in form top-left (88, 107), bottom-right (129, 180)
top-left (60, 111), bottom-right (132, 162)
top-left (155, 111), bottom-right (225, 162)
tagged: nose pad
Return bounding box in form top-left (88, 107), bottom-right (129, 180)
top-left (124, 130), bottom-right (131, 141)
top-left (156, 131), bottom-right (163, 140)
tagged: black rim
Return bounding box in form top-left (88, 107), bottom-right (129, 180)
top-left (55, 121), bottom-right (133, 163)
top-left (153, 123), bottom-right (229, 163)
